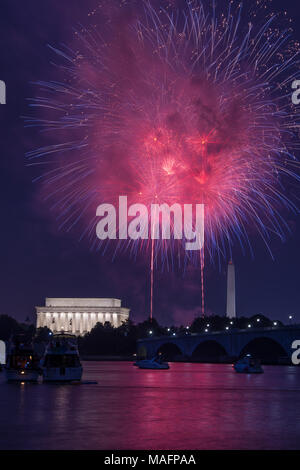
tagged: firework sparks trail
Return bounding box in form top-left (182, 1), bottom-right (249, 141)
top-left (25, 0), bottom-right (300, 317)
top-left (150, 237), bottom-right (154, 322)
top-left (200, 249), bottom-right (204, 317)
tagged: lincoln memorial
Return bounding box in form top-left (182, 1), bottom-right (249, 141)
top-left (36, 298), bottom-right (130, 335)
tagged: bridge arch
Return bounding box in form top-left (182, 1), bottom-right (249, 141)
top-left (192, 340), bottom-right (228, 361)
top-left (156, 342), bottom-right (184, 360)
top-left (239, 337), bottom-right (288, 363)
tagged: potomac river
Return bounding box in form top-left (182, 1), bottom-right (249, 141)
top-left (0, 362), bottom-right (300, 450)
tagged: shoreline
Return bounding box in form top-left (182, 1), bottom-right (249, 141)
top-left (81, 355), bottom-right (293, 366)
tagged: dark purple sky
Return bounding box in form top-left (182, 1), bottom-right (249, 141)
top-left (0, 0), bottom-right (300, 326)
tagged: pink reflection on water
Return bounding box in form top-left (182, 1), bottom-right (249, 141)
top-left (1, 362), bottom-right (300, 449)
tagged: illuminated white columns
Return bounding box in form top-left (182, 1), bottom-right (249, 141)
top-left (64, 313), bottom-right (68, 331)
top-left (36, 298), bottom-right (130, 336)
top-left (83, 313), bottom-right (87, 333)
top-left (72, 313), bottom-right (76, 334)
top-left (87, 313), bottom-right (92, 332)
top-left (97, 313), bottom-right (103, 324)
top-left (76, 313), bottom-right (80, 334)
top-left (91, 313), bottom-right (96, 330)
top-left (54, 313), bottom-right (58, 331)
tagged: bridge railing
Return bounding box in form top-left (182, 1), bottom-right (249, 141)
top-left (138, 324), bottom-right (300, 342)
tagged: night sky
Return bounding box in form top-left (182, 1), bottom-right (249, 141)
top-left (1, 0), bottom-right (300, 326)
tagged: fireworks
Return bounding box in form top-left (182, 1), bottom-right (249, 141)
top-left (26, 0), bottom-right (300, 268)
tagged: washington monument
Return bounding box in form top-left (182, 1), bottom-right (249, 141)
top-left (226, 260), bottom-right (236, 318)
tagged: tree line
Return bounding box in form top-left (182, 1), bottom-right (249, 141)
top-left (0, 313), bottom-right (284, 357)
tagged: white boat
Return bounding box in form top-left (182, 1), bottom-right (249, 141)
top-left (41, 333), bottom-right (82, 382)
top-left (134, 355), bottom-right (170, 370)
top-left (234, 354), bottom-right (263, 374)
top-left (5, 335), bottom-right (40, 382)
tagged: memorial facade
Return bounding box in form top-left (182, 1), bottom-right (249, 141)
top-left (36, 298), bottom-right (130, 335)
